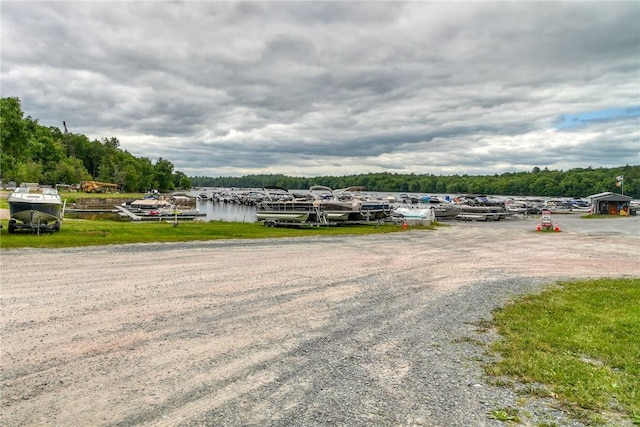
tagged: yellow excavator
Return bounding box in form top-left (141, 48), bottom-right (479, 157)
top-left (81, 181), bottom-right (119, 193)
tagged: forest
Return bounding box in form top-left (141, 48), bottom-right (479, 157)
top-left (2, 97), bottom-right (637, 198)
top-left (192, 167), bottom-right (638, 199)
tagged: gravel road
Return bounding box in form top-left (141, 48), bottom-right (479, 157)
top-left (1, 215), bottom-right (638, 426)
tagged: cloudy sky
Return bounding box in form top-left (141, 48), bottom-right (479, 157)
top-left (2, 1), bottom-right (639, 178)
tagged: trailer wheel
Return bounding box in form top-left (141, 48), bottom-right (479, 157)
top-left (8, 220), bottom-right (16, 234)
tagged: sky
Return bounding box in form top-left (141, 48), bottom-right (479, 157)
top-left (2, 1), bottom-right (639, 178)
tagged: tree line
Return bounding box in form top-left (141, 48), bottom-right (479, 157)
top-left (2, 97), bottom-right (637, 198)
top-left (191, 166), bottom-right (639, 199)
top-left (0, 97), bottom-right (191, 192)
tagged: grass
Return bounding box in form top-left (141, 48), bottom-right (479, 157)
top-left (488, 407), bottom-right (521, 423)
top-left (0, 218), bottom-right (428, 249)
top-left (581, 214), bottom-right (632, 219)
top-left (487, 278), bottom-right (640, 425)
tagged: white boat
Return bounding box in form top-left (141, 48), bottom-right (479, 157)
top-left (257, 185), bottom-right (392, 224)
top-left (7, 184), bottom-right (64, 232)
top-left (256, 187), bottom-right (320, 223)
top-left (333, 186), bottom-right (393, 220)
top-left (393, 207), bottom-right (435, 220)
top-left (256, 208), bottom-right (312, 222)
top-left (432, 204), bottom-right (462, 220)
top-left (310, 186), bottom-right (366, 222)
top-left (543, 199), bottom-right (578, 214)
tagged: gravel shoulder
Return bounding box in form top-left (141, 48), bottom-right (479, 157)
top-left (1, 215), bottom-right (639, 426)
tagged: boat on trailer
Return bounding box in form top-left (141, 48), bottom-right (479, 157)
top-left (256, 187), bottom-right (324, 224)
top-left (309, 185), bottom-right (363, 222)
top-left (7, 184), bottom-right (64, 233)
top-left (333, 186), bottom-right (393, 220)
top-left (256, 185), bottom-right (393, 226)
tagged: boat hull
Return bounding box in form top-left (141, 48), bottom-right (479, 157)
top-left (8, 194), bottom-right (63, 224)
top-left (324, 211), bottom-right (353, 221)
top-left (9, 202), bottom-right (62, 224)
top-left (7, 186), bottom-right (64, 232)
top-left (256, 211), bottom-right (311, 222)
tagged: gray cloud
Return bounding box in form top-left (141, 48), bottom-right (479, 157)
top-left (2, 1), bottom-right (638, 178)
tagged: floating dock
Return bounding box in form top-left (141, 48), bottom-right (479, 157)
top-left (115, 205), bottom-right (205, 222)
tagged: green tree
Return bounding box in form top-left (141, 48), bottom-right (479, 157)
top-left (173, 170), bottom-right (191, 189)
top-left (43, 156), bottom-right (91, 184)
top-left (12, 160), bottom-right (43, 184)
top-left (153, 158), bottom-right (175, 191)
top-left (0, 97), bottom-right (29, 179)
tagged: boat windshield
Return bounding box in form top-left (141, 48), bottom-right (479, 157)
top-left (12, 186), bottom-right (58, 195)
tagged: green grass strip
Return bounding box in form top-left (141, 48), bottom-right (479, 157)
top-left (0, 218), bottom-right (427, 249)
top-left (489, 278), bottom-right (640, 424)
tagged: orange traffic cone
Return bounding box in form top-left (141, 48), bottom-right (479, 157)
top-left (536, 223), bottom-right (541, 231)
top-left (402, 220), bottom-right (408, 230)
top-left (554, 222), bottom-right (560, 232)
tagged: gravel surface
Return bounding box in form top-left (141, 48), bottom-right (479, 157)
top-left (1, 214), bottom-right (639, 426)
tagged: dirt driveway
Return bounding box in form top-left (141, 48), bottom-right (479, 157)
top-left (1, 215), bottom-right (638, 426)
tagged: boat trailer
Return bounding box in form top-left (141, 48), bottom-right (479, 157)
top-left (7, 209), bottom-right (62, 234)
top-left (8, 218), bottom-right (61, 234)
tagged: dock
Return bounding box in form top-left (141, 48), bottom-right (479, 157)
top-left (115, 205), bottom-right (206, 222)
top-left (114, 205), bottom-right (142, 220)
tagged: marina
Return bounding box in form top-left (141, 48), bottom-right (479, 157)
top-left (60, 187), bottom-right (637, 225)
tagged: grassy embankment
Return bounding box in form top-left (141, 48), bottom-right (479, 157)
top-left (486, 278), bottom-right (640, 426)
top-left (0, 191), bottom-right (428, 249)
top-left (0, 219), bottom-right (419, 249)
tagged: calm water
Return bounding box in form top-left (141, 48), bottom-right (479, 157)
top-left (196, 200), bottom-right (257, 223)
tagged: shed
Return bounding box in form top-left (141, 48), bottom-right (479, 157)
top-left (588, 192), bottom-right (632, 215)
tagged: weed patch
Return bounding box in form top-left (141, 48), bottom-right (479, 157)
top-left (488, 407), bottom-right (521, 422)
top-left (488, 278), bottom-right (640, 424)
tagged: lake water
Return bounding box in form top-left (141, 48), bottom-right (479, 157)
top-left (196, 200), bottom-right (257, 223)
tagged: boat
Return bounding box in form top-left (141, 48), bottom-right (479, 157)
top-left (256, 205), bottom-right (314, 222)
top-left (542, 199), bottom-right (578, 214)
top-left (356, 197), bottom-right (393, 220)
top-left (169, 195), bottom-right (195, 206)
top-left (333, 186), bottom-right (393, 220)
top-left (256, 187), bottom-right (322, 223)
top-left (126, 198), bottom-right (172, 212)
top-left (569, 198), bottom-right (591, 212)
top-left (257, 185), bottom-right (392, 225)
top-left (431, 204), bottom-right (462, 220)
top-left (393, 206), bottom-right (435, 220)
top-left (310, 186), bottom-right (368, 222)
top-left (7, 183), bottom-right (64, 233)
